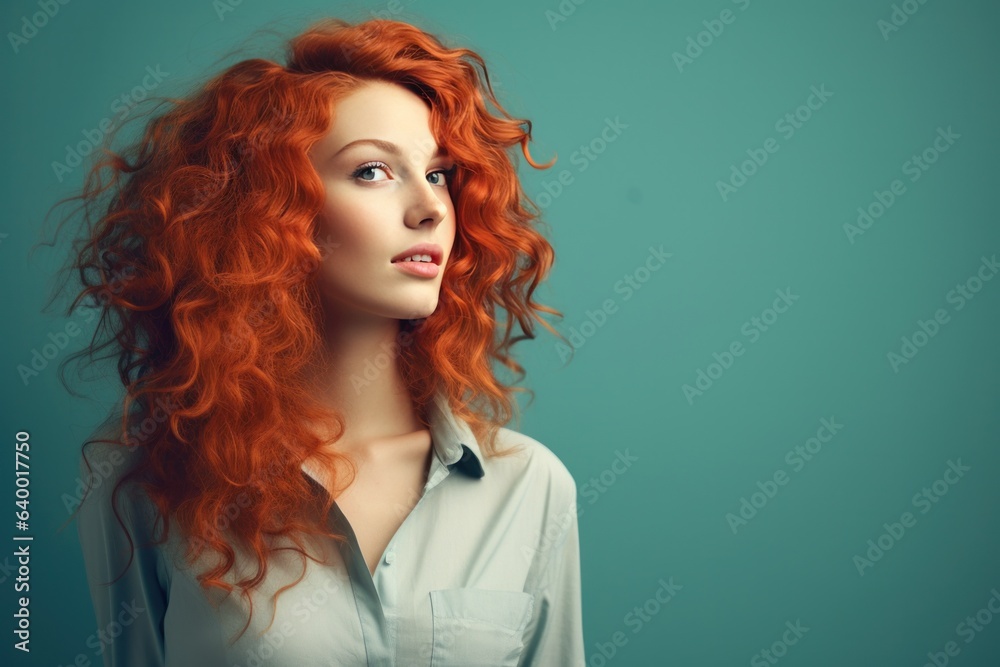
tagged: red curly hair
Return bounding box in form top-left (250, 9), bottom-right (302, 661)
top-left (47, 16), bottom-right (571, 643)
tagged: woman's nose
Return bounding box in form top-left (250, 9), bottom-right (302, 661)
top-left (405, 179), bottom-right (449, 228)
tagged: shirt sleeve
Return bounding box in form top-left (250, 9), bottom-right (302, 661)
top-left (76, 443), bottom-right (169, 667)
top-left (519, 482), bottom-right (586, 666)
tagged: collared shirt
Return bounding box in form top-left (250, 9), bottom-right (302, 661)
top-left (76, 391), bottom-right (585, 666)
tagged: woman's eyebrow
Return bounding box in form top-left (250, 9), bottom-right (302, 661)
top-left (334, 138), bottom-right (448, 159)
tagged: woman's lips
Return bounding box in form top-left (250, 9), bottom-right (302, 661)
top-left (392, 260), bottom-right (440, 278)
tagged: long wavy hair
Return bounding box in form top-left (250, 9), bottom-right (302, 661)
top-left (45, 17), bottom-right (571, 642)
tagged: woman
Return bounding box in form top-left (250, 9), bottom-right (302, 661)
top-left (61, 16), bottom-right (583, 667)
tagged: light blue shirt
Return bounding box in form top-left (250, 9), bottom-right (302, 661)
top-left (76, 390), bottom-right (585, 666)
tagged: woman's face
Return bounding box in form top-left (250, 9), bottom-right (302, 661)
top-left (307, 80), bottom-right (456, 323)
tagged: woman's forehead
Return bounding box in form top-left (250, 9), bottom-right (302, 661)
top-left (312, 83), bottom-right (447, 164)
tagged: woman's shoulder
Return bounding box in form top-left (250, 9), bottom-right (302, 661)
top-left (489, 426), bottom-right (578, 499)
top-left (488, 428), bottom-right (581, 569)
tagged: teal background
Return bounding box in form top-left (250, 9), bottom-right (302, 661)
top-left (2, 0), bottom-right (999, 665)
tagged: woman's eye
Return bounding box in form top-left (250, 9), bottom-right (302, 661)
top-left (353, 162), bottom-right (389, 182)
top-left (352, 162), bottom-right (455, 185)
top-left (428, 166), bottom-right (456, 187)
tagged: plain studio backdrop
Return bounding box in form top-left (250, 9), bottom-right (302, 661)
top-left (2, 0), bottom-right (999, 665)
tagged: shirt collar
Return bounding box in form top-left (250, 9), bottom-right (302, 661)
top-left (427, 389), bottom-right (485, 479)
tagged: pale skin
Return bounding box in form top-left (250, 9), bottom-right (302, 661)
top-left (302, 80), bottom-right (457, 576)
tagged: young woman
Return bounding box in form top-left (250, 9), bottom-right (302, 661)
top-left (62, 16), bottom-right (583, 667)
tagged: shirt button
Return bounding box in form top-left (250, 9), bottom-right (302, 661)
top-left (384, 551), bottom-right (396, 565)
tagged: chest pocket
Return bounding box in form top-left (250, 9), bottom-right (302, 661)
top-left (428, 588), bottom-right (535, 667)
